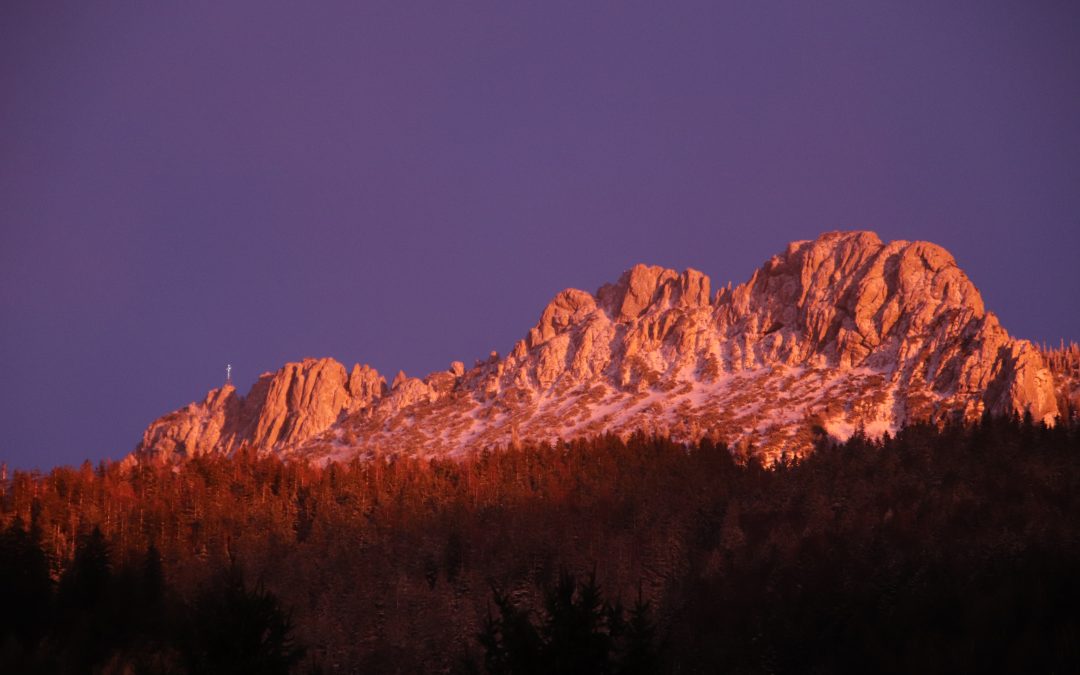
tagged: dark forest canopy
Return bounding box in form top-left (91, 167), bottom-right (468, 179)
top-left (2, 414), bottom-right (1079, 673)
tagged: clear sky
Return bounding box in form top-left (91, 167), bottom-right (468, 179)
top-left (2, 1), bottom-right (1078, 469)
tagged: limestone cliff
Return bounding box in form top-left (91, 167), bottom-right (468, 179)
top-left (135, 358), bottom-right (386, 463)
top-left (133, 231), bottom-right (1061, 465)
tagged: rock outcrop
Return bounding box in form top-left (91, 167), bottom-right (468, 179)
top-left (135, 357), bottom-right (385, 463)
top-left (133, 231), bottom-right (1061, 465)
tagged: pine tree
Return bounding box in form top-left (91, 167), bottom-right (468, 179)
top-left (0, 518), bottom-right (52, 652)
top-left (617, 590), bottom-right (659, 675)
top-left (56, 525), bottom-right (116, 670)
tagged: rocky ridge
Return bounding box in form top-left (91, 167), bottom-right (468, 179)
top-left (133, 231), bottom-right (1062, 465)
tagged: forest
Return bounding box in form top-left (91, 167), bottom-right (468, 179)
top-left (2, 412), bottom-right (1079, 673)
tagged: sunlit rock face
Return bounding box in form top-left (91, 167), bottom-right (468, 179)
top-left (133, 231), bottom-right (1060, 466)
top-left (135, 358), bottom-right (386, 463)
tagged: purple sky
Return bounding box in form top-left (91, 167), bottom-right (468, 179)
top-left (2, 2), bottom-right (1078, 469)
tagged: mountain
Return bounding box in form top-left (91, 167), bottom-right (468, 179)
top-left (133, 231), bottom-right (1063, 465)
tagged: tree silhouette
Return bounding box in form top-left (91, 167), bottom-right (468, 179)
top-left (479, 584), bottom-right (544, 675)
top-left (0, 518), bottom-right (52, 657)
top-left (55, 526), bottom-right (118, 670)
top-left (478, 571), bottom-right (657, 675)
top-left (542, 571), bottom-right (612, 673)
top-left (616, 590), bottom-right (659, 675)
top-left (183, 562), bottom-right (305, 675)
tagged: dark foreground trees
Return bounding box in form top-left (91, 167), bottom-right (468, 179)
top-left (0, 413), bottom-right (1078, 672)
top-left (0, 522), bottom-right (307, 674)
top-left (474, 571), bottom-right (658, 675)
top-left (183, 563), bottom-right (306, 675)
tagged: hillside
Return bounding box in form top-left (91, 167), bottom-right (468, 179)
top-left (4, 418), bottom-right (1079, 672)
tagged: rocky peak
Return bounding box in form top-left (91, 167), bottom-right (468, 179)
top-left (348, 364), bottom-right (387, 406)
top-left (597, 264), bottom-right (710, 321)
top-left (250, 358), bottom-right (355, 449)
top-left (530, 289), bottom-right (597, 347)
top-left (135, 357), bottom-right (383, 463)
top-left (720, 231), bottom-right (990, 368)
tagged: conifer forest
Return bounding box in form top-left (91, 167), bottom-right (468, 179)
top-left (2, 414), bottom-right (1079, 673)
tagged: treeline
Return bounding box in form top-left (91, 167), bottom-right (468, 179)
top-left (2, 414), bottom-right (1079, 672)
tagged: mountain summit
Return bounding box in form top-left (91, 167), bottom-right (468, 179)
top-left (134, 231), bottom-right (1061, 464)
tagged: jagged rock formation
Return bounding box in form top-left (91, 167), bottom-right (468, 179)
top-left (136, 359), bottom-right (386, 463)
top-left (133, 231), bottom-right (1062, 465)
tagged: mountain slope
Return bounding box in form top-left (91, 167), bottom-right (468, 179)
top-left (133, 231), bottom-right (1061, 464)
